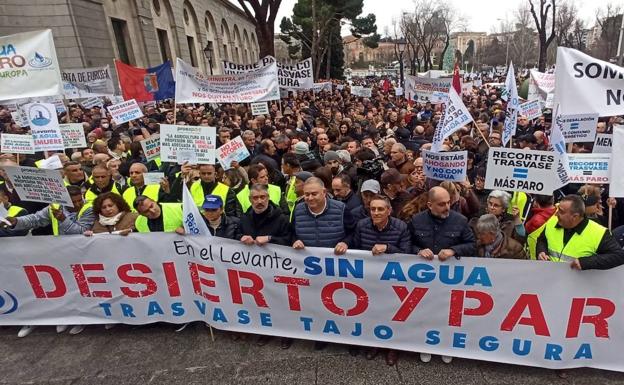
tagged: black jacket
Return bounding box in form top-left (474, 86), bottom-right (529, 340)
top-left (350, 217), bottom-right (411, 254)
top-left (239, 203), bottom-right (292, 246)
top-left (408, 210), bottom-right (476, 256)
top-left (203, 215), bottom-right (241, 240)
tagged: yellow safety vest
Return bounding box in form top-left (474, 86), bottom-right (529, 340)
top-left (508, 191), bottom-right (529, 221)
top-left (236, 184), bottom-right (282, 213)
top-left (286, 176), bottom-right (298, 214)
top-left (123, 184), bottom-right (160, 211)
top-left (84, 183), bottom-right (121, 203)
top-left (134, 203), bottom-right (183, 233)
top-left (543, 217), bottom-right (606, 262)
top-left (190, 181), bottom-right (230, 207)
top-left (7, 205), bottom-right (26, 217)
top-left (48, 203), bottom-right (90, 236)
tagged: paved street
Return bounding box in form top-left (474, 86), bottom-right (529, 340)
top-left (1, 323), bottom-right (623, 385)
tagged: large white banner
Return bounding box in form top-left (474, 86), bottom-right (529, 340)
top-left (61, 65), bottom-right (115, 98)
top-left (404, 75), bottom-right (452, 103)
top-left (593, 133), bottom-right (612, 154)
top-left (527, 69), bottom-right (555, 104)
top-left (4, 166), bottom-right (72, 206)
top-left (222, 56), bottom-right (314, 90)
top-left (502, 63), bottom-right (519, 146)
top-left (175, 58), bottom-right (280, 103)
top-left (609, 125), bottom-right (624, 197)
top-left (484, 148), bottom-right (559, 194)
top-left (3, 234), bottom-right (624, 372)
top-left (160, 124), bottom-right (216, 164)
top-left (431, 88), bottom-right (474, 153)
top-left (351, 86), bottom-right (372, 98)
top-left (567, 153), bottom-right (611, 184)
top-left (0, 29), bottom-right (63, 100)
top-left (554, 47), bottom-right (624, 116)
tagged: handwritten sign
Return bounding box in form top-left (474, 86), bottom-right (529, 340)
top-left (216, 136), bottom-right (250, 169)
top-left (107, 99), bottom-right (144, 125)
top-left (140, 135), bottom-right (160, 162)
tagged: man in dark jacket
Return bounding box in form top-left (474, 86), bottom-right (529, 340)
top-left (239, 184), bottom-right (292, 246)
top-left (331, 174), bottom-right (361, 214)
top-left (201, 195), bottom-right (241, 239)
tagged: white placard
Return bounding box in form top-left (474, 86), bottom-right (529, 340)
top-left (431, 88), bottom-right (474, 153)
top-left (80, 97), bottom-right (103, 109)
top-left (519, 99), bottom-right (542, 120)
top-left (143, 172), bottom-right (164, 185)
top-left (484, 147), bottom-right (560, 194)
top-left (23, 102), bottom-right (64, 151)
top-left (176, 150), bottom-right (197, 165)
top-left (593, 133), bottom-right (612, 153)
top-left (422, 150), bottom-right (467, 182)
top-left (223, 56), bottom-right (314, 90)
top-left (59, 123), bottom-right (86, 149)
top-left (175, 58), bottom-right (280, 103)
top-left (313, 82), bottom-right (333, 93)
top-left (556, 113), bottom-right (599, 143)
top-left (160, 124), bottom-right (216, 164)
top-left (250, 102), bottom-right (269, 116)
top-left (0, 29), bottom-right (63, 100)
top-left (351, 86), bottom-right (372, 98)
top-left (394, 87), bottom-right (403, 96)
top-left (216, 136), bottom-right (250, 170)
top-left (11, 110), bottom-right (29, 127)
top-left (107, 99), bottom-right (144, 125)
top-left (404, 75), bottom-right (452, 102)
top-left (140, 135), bottom-right (160, 162)
top-left (38, 155), bottom-right (63, 170)
top-left (527, 69), bottom-right (555, 103)
top-left (61, 65), bottom-right (115, 98)
top-left (1, 134), bottom-right (35, 154)
top-left (3, 166), bottom-right (72, 206)
top-left (567, 153), bottom-right (611, 184)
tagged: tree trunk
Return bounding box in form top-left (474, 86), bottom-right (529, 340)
top-left (538, 37), bottom-right (547, 72)
top-left (256, 24), bottom-right (275, 57)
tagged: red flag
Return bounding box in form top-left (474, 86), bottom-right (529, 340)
top-left (383, 79), bottom-right (390, 93)
top-left (452, 61), bottom-right (461, 95)
top-left (115, 60), bottom-right (152, 102)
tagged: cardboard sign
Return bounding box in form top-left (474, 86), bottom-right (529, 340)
top-left (351, 86), bottom-right (372, 98)
top-left (107, 99), bottom-right (144, 125)
top-left (422, 150), bottom-right (467, 182)
top-left (59, 123), bottom-right (86, 149)
top-left (23, 102), bottom-right (64, 151)
top-left (160, 125), bottom-right (216, 164)
top-left (250, 102), bottom-right (269, 116)
top-left (140, 135), bottom-right (160, 162)
top-left (1, 134), bottom-right (35, 154)
top-left (143, 172), bottom-right (164, 186)
top-left (38, 155), bottom-right (63, 170)
top-left (567, 153), bottom-right (611, 184)
top-left (216, 136), bottom-right (250, 170)
top-left (593, 133), bottom-right (612, 154)
top-left (485, 148), bottom-right (560, 194)
top-left (519, 99), bottom-right (542, 120)
top-left (556, 113), bottom-right (599, 143)
top-left (3, 166), bottom-right (72, 206)
top-left (176, 149), bottom-right (197, 165)
top-left (404, 75), bottom-right (452, 102)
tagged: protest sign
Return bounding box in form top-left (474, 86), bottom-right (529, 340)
top-left (3, 166), bottom-right (72, 206)
top-left (395, 87), bottom-right (403, 96)
top-left (176, 150), bottom-right (197, 165)
top-left (485, 148), bottom-right (559, 194)
top-left (1, 134), bottom-right (35, 154)
top-left (59, 123), bottom-right (87, 149)
top-left (61, 65), bottom-right (115, 98)
top-left (567, 153), bottom-right (611, 184)
top-left (4, 234), bottom-right (624, 372)
top-left (502, 63), bottom-right (519, 146)
top-left (609, 125), bottom-right (624, 197)
top-left (431, 88), bottom-right (474, 152)
top-left (593, 133), bottom-right (612, 153)
top-left (175, 58), bottom-right (279, 103)
top-left (549, 108), bottom-right (571, 189)
top-left (336, 84), bottom-right (344, 91)
top-left (109, 95), bottom-right (125, 104)
top-left (250, 102), bottom-right (269, 116)
top-left (0, 29), bottom-right (63, 100)
top-left (404, 75), bottom-right (452, 102)
top-left (519, 99), bottom-right (542, 120)
top-left (80, 97), bottom-right (104, 109)
top-left (38, 155), bottom-right (63, 170)
top-left (160, 124), bottom-right (216, 164)
top-left (108, 99), bottom-right (143, 124)
top-left (223, 56), bottom-right (314, 90)
top-left (216, 136), bottom-right (250, 170)
top-left (351, 86), bottom-right (372, 98)
top-left (527, 69), bottom-right (555, 104)
top-left (143, 172), bottom-right (164, 186)
top-left (313, 82), bottom-right (333, 93)
top-left (140, 135), bottom-right (160, 162)
top-left (11, 109), bottom-right (29, 127)
top-left (23, 102), bottom-right (64, 151)
top-left (555, 47), bottom-right (624, 116)
top-left (556, 113), bottom-right (599, 143)
top-left (422, 150), bottom-right (467, 182)
top-left (430, 91), bottom-right (448, 104)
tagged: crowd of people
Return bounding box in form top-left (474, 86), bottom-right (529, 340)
top-left (1, 74), bottom-right (624, 366)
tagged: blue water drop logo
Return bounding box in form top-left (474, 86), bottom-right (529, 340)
top-left (0, 291), bottom-right (18, 315)
top-left (28, 52), bottom-right (53, 68)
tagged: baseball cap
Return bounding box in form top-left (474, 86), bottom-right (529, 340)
top-left (361, 179), bottom-right (381, 194)
top-left (380, 168), bottom-right (406, 186)
top-left (202, 194), bottom-right (223, 210)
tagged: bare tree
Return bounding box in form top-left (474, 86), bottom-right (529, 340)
top-left (592, 3), bottom-right (623, 60)
top-left (529, 0), bottom-right (556, 71)
top-left (512, 4), bottom-right (538, 67)
top-left (238, 0), bottom-right (283, 57)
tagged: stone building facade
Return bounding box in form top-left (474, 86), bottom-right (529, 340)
top-left (0, 0), bottom-right (259, 76)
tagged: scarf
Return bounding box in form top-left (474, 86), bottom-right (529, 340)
top-left (99, 212), bottom-right (124, 226)
top-left (484, 231), bottom-right (504, 258)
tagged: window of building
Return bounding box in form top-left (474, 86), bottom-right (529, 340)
top-left (111, 18), bottom-right (133, 65)
top-left (157, 28), bottom-right (172, 63)
top-left (187, 35), bottom-right (198, 67)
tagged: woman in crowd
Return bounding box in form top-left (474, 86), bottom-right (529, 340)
top-left (85, 192), bottom-right (137, 235)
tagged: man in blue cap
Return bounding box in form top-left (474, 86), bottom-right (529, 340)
top-left (201, 194), bottom-right (241, 239)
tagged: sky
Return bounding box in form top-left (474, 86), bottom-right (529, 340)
top-left (273, 0), bottom-right (617, 35)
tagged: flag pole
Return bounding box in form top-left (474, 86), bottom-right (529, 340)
top-left (609, 205), bottom-right (613, 231)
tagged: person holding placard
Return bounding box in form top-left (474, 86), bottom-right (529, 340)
top-left (122, 163), bottom-right (172, 211)
top-left (0, 184), bottom-right (28, 237)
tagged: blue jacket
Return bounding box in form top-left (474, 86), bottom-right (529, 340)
top-left (350, 217), bottom-right (410, 254)
top-left (408, 210), bottom-right (476, 256)
top-left (292, 198), bottom-right (347, 247)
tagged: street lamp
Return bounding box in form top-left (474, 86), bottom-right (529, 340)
top-left (398, 37), bottom-right (407, 89)
top-left (203, 42), bottom-right (213, 75)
